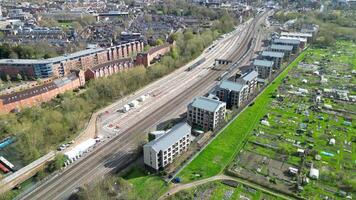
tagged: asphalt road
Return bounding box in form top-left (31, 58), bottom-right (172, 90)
top-left (19, 12), bottom-right (268, 200)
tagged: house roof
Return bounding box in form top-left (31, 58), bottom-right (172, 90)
top-left (148, 43), bottom-right (171, 55)
top-left (0, 73), bottom-right (78, 105)
top-left (144, 123), bottom-right (191, 152)
top-left (270, 44), bottom-right (293, 51)
top-left (261, 51), bottom-right (285, 58)
top-left (253, 59), bottom-right (274, 67)
top-left (190, 96), bottom-right (225, 112)
top-left (90, 58), bottom-right (132, 71)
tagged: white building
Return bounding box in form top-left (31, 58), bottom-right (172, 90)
top-left (187, 96), bottom-right (226, 131)
top-left (143, 123), bottom-right (192, 170)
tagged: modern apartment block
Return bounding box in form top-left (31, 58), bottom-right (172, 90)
top-left (143, 123), bottom-right (192, 170)
top-left (270, 44), bottom-right (293, 58)
top-left (273, 38), bottom-right (300, 54)
top-left (236, 70), bottom-right (258, 95)
top-left (187, 96), bottom-right (226, 131)
top-left (217, 70), bottom-right (258, 108)
top-left (216, 80), bottom-right (249, 108)
top-left (253, 59), bottom-right (274, 79)
top-left (261, 51), bottom-right (284, 69)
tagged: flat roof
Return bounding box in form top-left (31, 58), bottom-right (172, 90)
top-left (270, 44), bottom-right (293, 51)
top-left (219, 80), bottom-right (245, 92)
top-left (0, 48), bottom-right (106, 65)
top-left (280, 36), bottom-right (307, 43)
top-left (242, 70), bottom-right (258, 82)
top-left (281, 32), bottom-right (313, 38)
top-left (190, 96), bottom-right (225, 112)
top-left (253, 59), bottom-right (274, 67)
top-left (261, 51), bottom-right (285, 58)
top-left (273, 38), bottom-right (301, 45)
top-left (144, 123), bottom-right (191, 151)
top-left (49, 47), bottom-right (105, 63)
top-left (0, 59), bottom-right (51, 65)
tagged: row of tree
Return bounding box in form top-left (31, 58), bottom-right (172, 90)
top-left (0, 43), bottom-right (59, 59)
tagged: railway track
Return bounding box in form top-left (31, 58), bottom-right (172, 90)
top-left (20, 12), bottom-right (268, 200)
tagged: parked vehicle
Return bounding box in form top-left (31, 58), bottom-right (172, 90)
top-left (0, 163), bottom-right (10, 173)
top-left (0, 156), bottom-right (15, 171)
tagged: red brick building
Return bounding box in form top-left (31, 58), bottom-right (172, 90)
top-left (135, 43), bottom-right (173, 67)
top-left (84, 58), bottom-right (134, 80)
top-left (0, 40), bottom-right (144, 80)
top-left (0, 71), bottom-right (85, 113)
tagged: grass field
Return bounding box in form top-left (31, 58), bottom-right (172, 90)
top-left (123, 167), bottom-right (169, 200)
top-left (177, 52), bottom-right (308, 183)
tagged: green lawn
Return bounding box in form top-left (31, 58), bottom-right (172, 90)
top-left (124, 167), bottom-right (169, 200)
top-left (178, 52), bottom-right (308, 183)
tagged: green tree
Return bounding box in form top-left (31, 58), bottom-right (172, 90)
top-left (16, 74), bottom-right (22, 81)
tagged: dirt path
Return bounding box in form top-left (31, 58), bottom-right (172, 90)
top-left (159, 175), bottom-right (295, 200)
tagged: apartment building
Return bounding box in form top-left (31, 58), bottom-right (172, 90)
top-left (0, 70), bottom-right (85, 113)
top-left (236, 70), bottom-right (258, 95)
top-left (253, 59), bottom-right (274, 79)
top-left (261, 51), bottom-right (284, 69)
top-left (143, 123), bottom-right (192, 170)
top-left (270, 44), bottom-right (293, 59)
top-left (215, 70), bottom-right (257, 108)
top-left (0, 40), bottom-right (144, 79)
top-left (187, 96), bottom-right (226, 131)
top-left (216, 80), bottom-right (248, 108)
top-left (273, 38), bottom-right (300, 54)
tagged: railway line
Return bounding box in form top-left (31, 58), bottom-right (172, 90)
top-left (19, 12), bottom-right (269, 200)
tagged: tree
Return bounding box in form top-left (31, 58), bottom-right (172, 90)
top-left (6, 74), bottom-right (11, 82)
top-left (155, 38), bottom-right (165, 46)
top-left (47, 154), bottom-right (66, 172)
top-left (16, 73), bottom-right (22, 81)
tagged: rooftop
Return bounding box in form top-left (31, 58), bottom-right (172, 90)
top-left (281, 32), bottom-right (313, 38)
top-left (253, 59), bottom-right (274, 67)
top-left (273, 38), bottom-right (301, 45)
top-left (242, 70), bottom-right (258, 82)
top-left (261, 51), bottom-right (285, 58)
top-left (219, 80), bottom-right (245, 92)
top-left (144, 123), bottom-right (191, 152)
top-left (0, 73), bottom-right (78, 105)
top-left (190, 96), bottom-right (225, 112)
top-left (270, 44), bottom-right (294, 51)
top-left (0, 47), bottom-right (105, 65)
top-left (90, 58), bottom-right (132, 71)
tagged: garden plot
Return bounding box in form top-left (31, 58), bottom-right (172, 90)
top-left (228, 41), bottom-right (356, 199)
top-left (229, 151), bottom-right (298, 195)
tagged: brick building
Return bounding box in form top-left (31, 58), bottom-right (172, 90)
top-left (135, 43), bottom-right (173, 67)
top-left (0, 71), bottom-right (85, 113)
top-left (84, 58), bottom-right (134, 80)
top-left (0, 40), bottom-right (144, 80)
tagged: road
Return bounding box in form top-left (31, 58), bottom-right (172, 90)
top-left (19, 12), bottom-right (269, 200)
